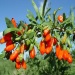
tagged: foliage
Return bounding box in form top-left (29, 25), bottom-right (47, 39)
top-left (0, 59), bottom-right (15, 75)
top-left (0, 53), bottom-right (75, 75)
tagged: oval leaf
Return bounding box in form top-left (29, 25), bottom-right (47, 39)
top-left (5, 17), bottom-right (14, 28)
top-left (3, 28), bottom-right (22, 35)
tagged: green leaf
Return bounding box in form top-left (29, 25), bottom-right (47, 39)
top-left (71, 12), bottom-right (74, 27)
top-left (55, 31), bottom-right (60, 42)
top-left (29, 43), bottom-right (34, 51)
top-left (42, 0), bottom-right (48, 17)
top-left (5, 17), bottom-right (14, 28)
top-left (34, 41), bottom-right (40, 50)
top-left (32, 0), bottom-right (41, 21)
top-left (3, 28), bottom-right (21, 35)
top-left (70, 7), bottom-right (75, 27)
top-left (19, 21), bottom-right (25, 27)
top-left (39, 2), bottom-right (43, 17)
top-left (63, 13), bottom-right (66, 21)
top-left (0, 51), bottom-right (6, 59)
top-left (39, 0), bottom-right (49, 20)
top-left (66, 38), bottom-right (72, 48)
top-left (27, 10), bottom-right (36, 22)
top-left (18, 21), bottom-right (28, 32)
top-left (41, 21), bottom-right (53, 28)
top-left (26, 29), bottom-right (34, 39)
top-left (18, 24), bottom-right (23, 30)
top-left (25, 39), bottom-right (31, 46)
top-left (44, 8), bottom-right (51, 17)
top-left (18, 21), bottom-right (25, 29)
top-left (53, 8), bottom-right (61, 24)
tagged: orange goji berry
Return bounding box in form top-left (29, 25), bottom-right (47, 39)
top-left (45, 45), bottom-right (53, 54)
top-left (45, 38), bottom-right (54, 54)
top-left (43, 28), bottom-right (50, 37)
top-left (45, 33), bottom-right (51, 42)
top-left (40, 40), bottom-right (46, 55)
top-left (15, 62), bottom-right (21, 69)
top-left (11, 18), bottom-right (17, 28)
top-left (58, 15), bottom-right (63, 23)
top-left (20, 43), bottom-right (25, 53)
top-left (16, 55), bottom-right (20, 63)
top-left (47, 37), bottom-right (54, 47)
top-left (22, 60), bottom-right (27, 69)
top-left (56, 45), bottom-right (61, 57)
top-left (16, 53), bottom-right (24, 63)
top-left (0, 37), bottom-right (6, 44)
top-left (67, 54), bottom-right (73, 63)
top-left (63, 50), bottom-right (69, 60)
top-left (57, 50), bottom-right (63, 60)
top-left (53, 37), bottom-right (58, 45)
top-left (4, 44), bottom-right (15, 52)
top-left (10, 50), bottom-right (19, 61)
top-left (29, 47), bottom-right (35, 59)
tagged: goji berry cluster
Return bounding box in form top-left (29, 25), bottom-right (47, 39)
top-left (56, 45), bottom-right (72, 63)
top-left (39, 27), bottom-right (72, 64)
top-left (40, 28), bottom-right (58, 55)
top-left (0, 18), bottom-right (28, 69)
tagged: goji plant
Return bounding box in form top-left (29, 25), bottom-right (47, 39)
top-left (0, 0), bottom-right (75, 74)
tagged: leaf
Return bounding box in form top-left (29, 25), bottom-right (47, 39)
top-left (34, 41), bottom-right (40, 50)
top-left (55, 31), bottom-right (60, 41)
top-left (71, 12), bottom-right (74, 27)
top-left (63, 13), bottom-right (66, 21)
top-left (39, 2), bottom-right (43, 17)
top-left (3, 28), bottom-right (21, 35)
top-left (18, 24), bottom-right (23, 30)
top-left (39, 0), bottom-right (49, 20)
top-left (32, 0), bottom-right (41, 21)
top-left (5, 17), bottom-right (14, 28)
top-left (41, 21), bottom-right (53, 28)
top-left (53, 8), bottom-right (61, 24)
top-left (61, 33), bottom-right (67, 44)
top-left (19, 21), bottom-right (25, 27)
top-left (44, 8), bottom-right (51, 17)
top-left (18, 21), bottom-right (25, 29)
top-left (0, 51), bottom-right (6, 59)
top-left (27, 10), bottom-right (36, 22)
top-left (29, 43), bottom-right (34, 50)
top-left (66, 38), bottom-right (72, 48)
top-left (26, 29), bottom-right (34, 39)
top-left (70, 7), bottom-right (74, 27)
top-left (19, 21), bottom-right (28, 32)
top-left (42, 0), bottom-right (48, 17)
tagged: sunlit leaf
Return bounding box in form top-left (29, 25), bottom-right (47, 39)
top-left (26, 29), bottom-right (34, 39)
top-left (32, 0), bottom-right (41, 21)
top-left (5, 17), bottom-right (14, 28)
top-left (44, 8), bottom-right (51, 17)
top-left (3, 28), bottom-right (21, 35)
top-left (27, 10), bottom-right (36, 22)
